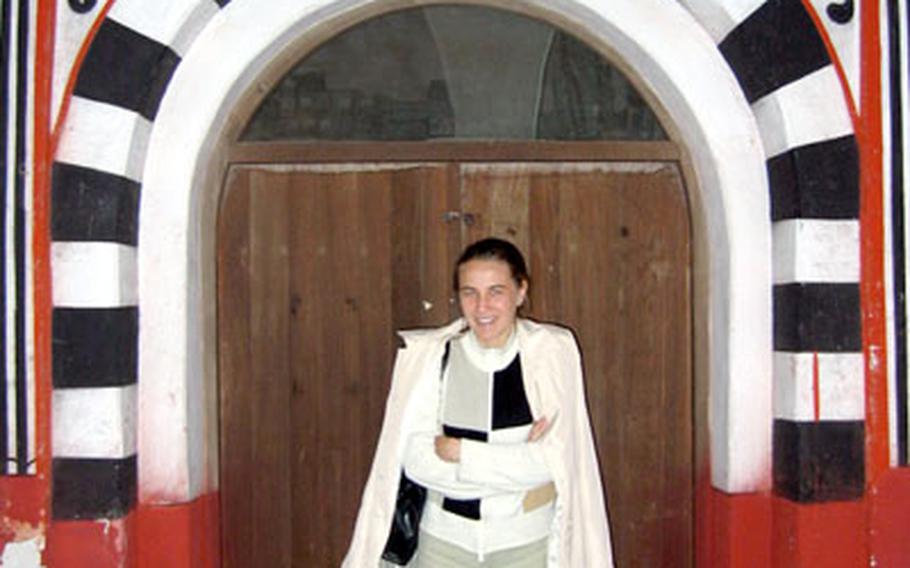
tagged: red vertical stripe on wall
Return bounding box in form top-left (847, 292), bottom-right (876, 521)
top-left (33, 0), bottom-right (55, 482)
top-left (858, 0), bottom-right (889, 481)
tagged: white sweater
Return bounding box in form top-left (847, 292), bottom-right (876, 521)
top-left (403, 330), bottom-right (555, 559)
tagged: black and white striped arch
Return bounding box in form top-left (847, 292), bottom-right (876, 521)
top-left (50, 0), bottom-right (228, 519)
top-left (712, 0), bottom-right (865, 500)
top-left (49, 0), bottom-right (866, 518)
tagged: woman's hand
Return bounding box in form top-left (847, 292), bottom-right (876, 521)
top-left (527, 416), bottom-right (553, 442)
top-left (434, 435), bottom-right (461, 463)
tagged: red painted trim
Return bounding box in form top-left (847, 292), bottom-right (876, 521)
top-left (869, 468), bottom-right (910, 565)
top-left (49, 0), bottom-right (116, 155)
top-left (0, 477), bottom-right (46, 550)
top-left (800, 0), bottom-right (860, 128)
top-left (43, 492), bottom-right (221, 567)
top-left (858, 0), bottom-right (890, 481)
top-left (136, 491), bottom-right (221, 568)
top-left (707, 490), bottom-right (772, 567)
top-left (33, 0), bottom-right (56, 480)
top-left (696, 464), bottom-right (772, 568)
top-left (44, 516), bottom-right (135, 568)
top-left (773, 496), bottom-right (867, 567)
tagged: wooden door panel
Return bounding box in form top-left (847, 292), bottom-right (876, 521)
top-left (389, 165), bottom-right (462, 329)
top-left (219, 164), bottom-right (460, 567)
top-left (219, 161), bottom-right (691, 567)
top-left (461, 163), bottom-right (692, 567)
top-left (218, 168), bottom-right (254, 568)
top-left (219, 168), bottom-right (295, 567)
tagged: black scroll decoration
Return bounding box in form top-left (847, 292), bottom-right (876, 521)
top-left (68, 0), bottom-right (97, 14)
top-left (826, 0), bottom-right (855, 25)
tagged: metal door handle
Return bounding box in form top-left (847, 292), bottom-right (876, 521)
top-left (442, 211), bottom-right (477, 226)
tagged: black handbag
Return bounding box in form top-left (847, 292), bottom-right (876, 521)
top-left (380, 472), bottom-right (427, 565)
top-left (381, 340), bottom-right (452, 565)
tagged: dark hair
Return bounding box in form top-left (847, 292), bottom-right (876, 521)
top-left (453, 237), bottom-right (530, 291)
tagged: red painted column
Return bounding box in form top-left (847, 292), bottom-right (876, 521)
top-left (44, 517), bottom-right (136, 568)
top-left (136, 492), bottom-right (221, 568)
top-left (857, 0), bottom-right (888, 485)
top-left (869, 469), bottom-right (910, 565)
top-left (773, 498), bottom-right (867, 568)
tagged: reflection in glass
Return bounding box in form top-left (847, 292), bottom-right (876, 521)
top-left (241, 6), bottom-right (666, 142)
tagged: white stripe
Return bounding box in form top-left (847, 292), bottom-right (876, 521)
top-left (4, 0), bottom-right (20, 469)
top-left (678, 0), bottom-right (765, 43)
top-left (752, 65), bottom-right (854, 159)
top-left (772, 219), bottom-right (860, 284)
top-left (55, 97), bottom-right (151, 182)
top-left (52, 385), bottom-right (138, 459)
top-left (52, 242), bottom-right (138, 308)
top-left (774, 351), bottom-right (865, 421)
top-left (108, 0), bottom-right (219, 57)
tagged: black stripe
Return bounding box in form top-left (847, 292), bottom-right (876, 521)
top-left (14, 0), bottom-right (29, 475)
top-left (52, 455), bottom-right (137, 519)
top-left (214, 0), bottom-right (231, 6)
top-left (719, 0), bottom-right (830, 103)
top-left (52, 162), bottom-right (140, 245)
top-left (774, 283), bottom-right (861, 352)
top-left (768, 135), bottom-right (860, 221)
top-left (0, 0), bottom-right (10, 475)
top-left (492, 355), bottom-right (532, 430)
top-left (442, 497), bottom-right (481, 520)
top-left (888, 0), bottom-right (908, 466)
top-left (53, 307), bottom-right (138, 389)
top-left (773, 419), bottom-right (864, 502)
top-left (73, 18), bottom-right (180, 121)
top-left (442, 425), bottom-right (487, 442)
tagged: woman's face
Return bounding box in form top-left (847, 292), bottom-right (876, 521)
top-left (457, 258), bottom-right (527, 348)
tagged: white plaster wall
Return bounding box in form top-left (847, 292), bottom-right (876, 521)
top-left (138, 0), bottom-right (771, 501)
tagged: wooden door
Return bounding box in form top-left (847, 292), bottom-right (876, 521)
top-left (218, 161), bottom-right (691, 567)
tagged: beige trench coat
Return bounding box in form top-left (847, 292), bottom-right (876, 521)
top-left (342, 318), bottom-right (614, 567)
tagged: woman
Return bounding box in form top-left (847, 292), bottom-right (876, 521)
top-left (344, 238), bottom-right (613, 567)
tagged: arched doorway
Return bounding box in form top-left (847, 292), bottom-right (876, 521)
top-left (216, 6), bottom-right (691, 566)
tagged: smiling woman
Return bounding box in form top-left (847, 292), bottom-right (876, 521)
top-left (344, 238), bottom-right (613, 567)
top-left (455, 240), bottom-right (529, 349)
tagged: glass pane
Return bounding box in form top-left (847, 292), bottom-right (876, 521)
top-left (537, 33), bottom-right (667, 140)
top-left (241, 6), bottom-right (667, 141)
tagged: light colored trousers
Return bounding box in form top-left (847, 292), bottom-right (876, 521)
top-left (412, 530), bottom-right (547, 568)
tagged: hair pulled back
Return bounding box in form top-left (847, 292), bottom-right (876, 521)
top-left (453, 237), bottom-right (530, 291)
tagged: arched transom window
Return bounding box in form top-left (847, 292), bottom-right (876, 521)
top-left (241, 5), bottom-right (667, 142)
